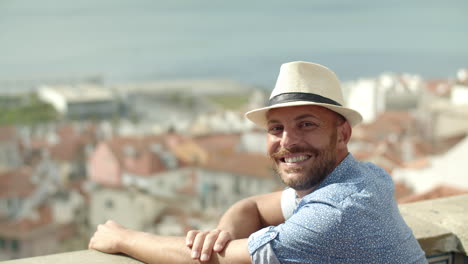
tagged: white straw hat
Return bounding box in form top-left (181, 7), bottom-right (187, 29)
top-left (245, 61), bottom-right (363, 128)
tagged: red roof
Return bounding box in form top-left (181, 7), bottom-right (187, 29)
top-left (0, 125), bottom-right (17, 142)
top-left (394, 181), bottom-right (414, 200)
top-left (103, 135), bottom-right (171, 176)
top-left (398, 185), bottom-right (468, 204)
top-left (0, 205), bottom-right (53, 238)
top-left (0, 168), bottom-right (35, 199)
top-left (204, 151), bottom-right (275, 179)
top-left (193, 133), bottom-right (241, 156)
top-left (353, 111), bottom-right (415, 142)
top-left (424, 80), bottom-right (453, 97)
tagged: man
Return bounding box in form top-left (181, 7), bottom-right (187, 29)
top-left (89, 61), bottom-right (427, 263)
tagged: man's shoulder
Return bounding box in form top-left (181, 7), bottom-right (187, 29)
top-left (309, 154), bottom-right (393, 201)
top-left (301, 170), bottom-right (393, 212)
top-left (342, 154), bottom-right (391, 180)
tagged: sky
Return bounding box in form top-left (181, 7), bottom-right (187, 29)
top-left (0, 0), bottom-right (467, 89)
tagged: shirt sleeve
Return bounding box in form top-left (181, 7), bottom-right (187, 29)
top-left (247, 227), bottom-right (282, 264)
top-left (280, 187), bottom-right (296, 220)
top-left (248, 200), bottom-right (344, 263)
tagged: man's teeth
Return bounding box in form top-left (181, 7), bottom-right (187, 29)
top-left (284, 155), bottom-right (309, 163)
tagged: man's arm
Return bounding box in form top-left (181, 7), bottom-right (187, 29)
top-left (89, 220), bottom-right (251, 264)
top-left (186, 191), bottom-right (284, 261)
top-left (218, 191), bottom-right (285, 237)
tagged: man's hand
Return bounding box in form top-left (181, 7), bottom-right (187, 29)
top-left (185, 229), bottom-right (234, 262)
top-left (88, 220), bottom-right (130, 254)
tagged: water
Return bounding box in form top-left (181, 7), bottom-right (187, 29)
top-left (0, 0), bottom-right (467, 89)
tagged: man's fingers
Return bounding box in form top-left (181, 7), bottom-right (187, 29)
top-left (213, 231), bottom-right (233, 252)
top-left (185, 230), bottom-right (200, 247)
top-left (186, 229), bottom-right (231, 261)
top-left (199, 230), bottom-right (221, 262)
top-left (190, 231), bottom-right (208, 259)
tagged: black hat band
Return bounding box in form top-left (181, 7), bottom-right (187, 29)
top-left (268, 92), bottom-right (342, 107)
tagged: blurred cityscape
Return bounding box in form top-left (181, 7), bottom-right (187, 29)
top-left (0, 68), bottom-right (468, 261)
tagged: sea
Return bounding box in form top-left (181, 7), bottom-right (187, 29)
top-left (0, 0), bottom-right (467, 90)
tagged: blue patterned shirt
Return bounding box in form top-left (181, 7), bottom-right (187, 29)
top-left (248, 154), bottom-right (427, 264)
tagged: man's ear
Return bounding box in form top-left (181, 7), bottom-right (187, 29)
top-left (337, 120), bottom-right (352, 149)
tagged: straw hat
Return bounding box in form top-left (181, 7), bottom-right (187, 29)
top-left (245, 61), bottom-right (362, 128)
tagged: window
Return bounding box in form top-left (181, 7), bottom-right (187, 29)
top-left (11, 240), bottom-right (20, 252)
top-left (0, 238), bottom-right (5, 250)
top-left (105, 199), bottom-right (114, 209)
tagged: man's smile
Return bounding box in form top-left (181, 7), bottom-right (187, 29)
top-left (279, 154), bottom-right (313, 165)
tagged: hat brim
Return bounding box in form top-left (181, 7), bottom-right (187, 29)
top-left (245, 101), bottom-right (363, 128)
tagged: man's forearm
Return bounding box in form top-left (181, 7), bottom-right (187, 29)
top-left (216, 192), bottom-right (284, 239)
top-left (216, 199), bottom-right (263, 239)
top-left (119, 230), bottom-right (250, 264)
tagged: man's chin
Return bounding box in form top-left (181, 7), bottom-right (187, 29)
top-left (280, 172), bottom-right (307, 186)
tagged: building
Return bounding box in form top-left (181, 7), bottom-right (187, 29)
top-left (0, 126), bottom-right (23, 172)
top-left (393, 137), bottom-right (468, 194)
top-left (0, 168), bottom-right (85, 261)
top-left (37, 84), bottom-right (119, 120)
top-left (344, 73), bottom-right (422, 123)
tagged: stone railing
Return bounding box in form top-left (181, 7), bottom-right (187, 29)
top-left (0, 250), bottom-right (143, 264)
top-left (400, 194), bottom-right (467, 263)
top-left (2, 194), bottom-right (468, 264)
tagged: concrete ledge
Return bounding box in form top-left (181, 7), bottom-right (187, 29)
top-left (2, 194), bottom-right (468, 263)
top-left (400, 194), bottom-right (468, 255)
top-left (0, 250), bottom-right (143, 264)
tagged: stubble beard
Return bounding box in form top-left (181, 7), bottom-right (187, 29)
top-left (270, 132), bottom-right (338, 191)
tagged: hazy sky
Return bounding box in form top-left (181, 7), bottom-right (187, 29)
top-left (1, 0), bottom-right (467, 87)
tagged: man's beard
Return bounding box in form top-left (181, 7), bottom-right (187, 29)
top-left (270, 131), bottom-right (338, 191)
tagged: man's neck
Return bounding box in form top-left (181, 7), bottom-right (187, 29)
top-left (295, 185), bottom-right (318, 199)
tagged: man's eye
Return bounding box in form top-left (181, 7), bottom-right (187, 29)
top-left (268, 126), bottom-right (283, 133)
top-left (300, 122), bottom-right (317, 128)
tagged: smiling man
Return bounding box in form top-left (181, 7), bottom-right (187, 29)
top-left (267, 105), bottom-right (344, 197)
top-left (89, 61), bottom-right (427, 264)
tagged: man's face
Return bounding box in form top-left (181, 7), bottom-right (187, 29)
top-left (267, 105), bottom-right (340, 192)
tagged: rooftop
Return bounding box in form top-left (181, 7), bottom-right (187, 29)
top-left (38, 85), bottom-right (114, 102)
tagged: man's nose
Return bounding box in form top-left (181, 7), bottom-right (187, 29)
top-left (280, 129), bottom-right (301, 148)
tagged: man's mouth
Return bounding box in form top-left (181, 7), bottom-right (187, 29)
top-left (281, 155), bottom-right (311, 163)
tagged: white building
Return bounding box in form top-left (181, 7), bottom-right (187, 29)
top-left (190, 111), bottom-right (255, 135)
top-left (393, 137), bottom-right (468, 193)
top-left (37, 84), bottom-right (119, 119)
top-left (89, 187), bottom-right (167, 231)
top-left (344, 73), bottom-right (422, 123)
top-left (451, 69), bottom-right (468, 106)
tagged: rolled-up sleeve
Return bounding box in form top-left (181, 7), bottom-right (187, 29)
top-left (247, 226), bottom-right (281, 264)
top-left (248, 201), bottom-right (343, 264)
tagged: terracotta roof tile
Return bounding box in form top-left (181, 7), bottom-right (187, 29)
top-left (48, 138), bottom-right (83, 161)
top-left (51, 123), bottom-right (98, 161)
top-left (0, 125), bottom-right (17, 142)
top-left (402, 158), bottom-right (430, 169)
top-left (398, 185), bottom-right (468, 204)
top-left (424, 80), bottom-right (453, 96)
top-left (394, 181), bottom-right (414, 200)
top-left (433, 134), bottom-right (467, 155)
top-left (203, 151), bottom-right (275, 179)
top-left (0, 205), bottom-right (53, 237)
top-left (103, 135), bottom-right (172, 176)
top-left (0, 168), bottom-right (35, 199)
top-left (193, 133), bottom-right (241, 155)
top-left (353, 111), bottom-right (415, 142)
top-left (165, 134), bottom-right (207, 166)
